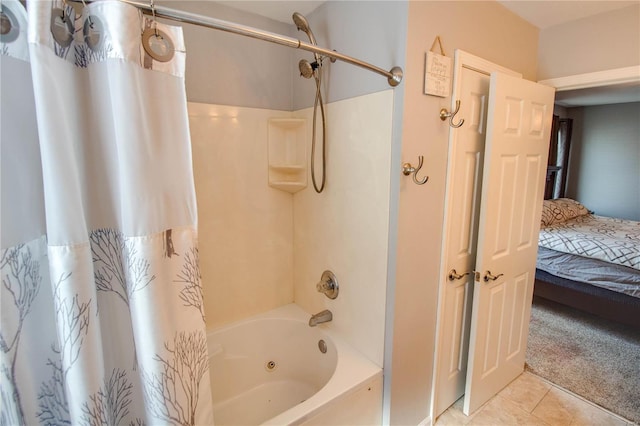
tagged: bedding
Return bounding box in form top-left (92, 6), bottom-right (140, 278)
top-left (539, 213), bottom-right (640, 271)
top-left (536, 247), bottom-right (640, 298)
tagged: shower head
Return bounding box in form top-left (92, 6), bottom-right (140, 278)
top-left (298, 59), bottom-right (315, 79)
top-left (292, 12), bottom-right (317, 46)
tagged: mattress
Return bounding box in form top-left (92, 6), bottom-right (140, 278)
top-left (537, 247), bottom-right (640, 298)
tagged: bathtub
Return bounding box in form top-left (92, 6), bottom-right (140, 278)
top-left (208, 304), bottom-right (383, 425)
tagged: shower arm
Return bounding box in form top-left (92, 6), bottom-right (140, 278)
top-left (117, 0), bottom-right (403, 87)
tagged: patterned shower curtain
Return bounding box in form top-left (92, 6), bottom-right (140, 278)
top-left (1, 1), bottom-right (213, 424)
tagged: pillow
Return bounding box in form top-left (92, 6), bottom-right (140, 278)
top-left (540, 198), bottom-right (590, 227)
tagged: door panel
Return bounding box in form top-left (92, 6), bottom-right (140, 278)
top-left (446, 285), bottom-right (468, 375)
top-left (518, 156), bottom-right (543, 248)
top-left (482, 283), bottom-right (505, 375)
top-left (507, 273), bottom-right (529, 358)
top-left (493, 156), bottom-right (518, 257)
top-left (456, 151), bottom-right (481, 256)
top-left (468, 91), bottom-right (487, 132)
top-left (463, 73), bottom-right (555, 415)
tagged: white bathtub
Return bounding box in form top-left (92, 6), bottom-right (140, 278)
top-left (208, 304), bottom-right (382, 425)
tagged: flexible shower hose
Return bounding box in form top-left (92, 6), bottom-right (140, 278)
top-left (311, 67), bottom-right (326, 193)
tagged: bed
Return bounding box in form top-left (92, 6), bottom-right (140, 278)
top-left (534, 198), bottom-right (640, 329)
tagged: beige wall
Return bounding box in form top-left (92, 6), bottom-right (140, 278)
top-left (538, 4), bottom-right (640, 80)
top-left (389, 2), bottom-right (539, 424)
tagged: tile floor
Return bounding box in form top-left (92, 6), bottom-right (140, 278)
top-left (434, 371), bottom-right (635, 426)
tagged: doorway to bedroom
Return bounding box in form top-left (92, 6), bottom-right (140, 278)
top-left (526, 70), bottom-right (640, 424)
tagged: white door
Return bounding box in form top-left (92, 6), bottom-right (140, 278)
top-left (432, 51), bottom-right (521, 418)
top-left (463, 72), bottom-right (555, 415)
top-left (433, 66), bottom-right (489, 417)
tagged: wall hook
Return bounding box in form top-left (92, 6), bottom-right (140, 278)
top-left (402, 155), bottom-right (429, 185)
top-left (440, 100), bottom-right (464, 128)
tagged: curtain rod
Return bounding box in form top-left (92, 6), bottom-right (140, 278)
top-left (119, 0), bottom-right (403, 87)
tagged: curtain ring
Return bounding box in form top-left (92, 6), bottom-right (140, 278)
top-left (141, 0), bottom-right (174, 63)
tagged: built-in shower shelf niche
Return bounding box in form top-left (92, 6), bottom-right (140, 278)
top-left (268, 118), bottom-right (307, 193)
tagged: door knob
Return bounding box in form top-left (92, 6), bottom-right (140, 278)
top-left (483, 271), bottom-right (504, 282)
top-left (448, 269), bottom-right (470, 281)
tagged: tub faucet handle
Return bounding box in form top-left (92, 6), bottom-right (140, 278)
top-left (316, 270), bottom-right (339, 299)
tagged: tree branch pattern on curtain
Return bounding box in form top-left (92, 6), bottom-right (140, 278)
top-left (0, 1), bottom-right (213, 424)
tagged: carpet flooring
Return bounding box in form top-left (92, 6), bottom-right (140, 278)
top-left (526, 296), bottom-right (640, 424)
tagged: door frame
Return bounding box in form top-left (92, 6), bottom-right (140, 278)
top-left (538, 65), bottom-right (640, 91)
top-left (430, 50), bottom-right (520, 421)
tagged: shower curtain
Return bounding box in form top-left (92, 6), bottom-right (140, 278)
top-left (1, 1), bottom-right (213, 424)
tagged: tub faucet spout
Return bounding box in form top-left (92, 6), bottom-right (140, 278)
top-left (309, 309), bottom-right (332, 327)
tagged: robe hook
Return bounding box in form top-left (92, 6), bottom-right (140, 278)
top-left (402, 155), bottom-right (428, 185)
top-left (440, 100), bottom-right (464, 128)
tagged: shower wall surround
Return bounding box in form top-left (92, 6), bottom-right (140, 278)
top-left (293, 90), bottom-right (394, 367)
top-left (188, 90), bottom-right (394, 365)
top-left (188, 104), bottom-right (294, 327)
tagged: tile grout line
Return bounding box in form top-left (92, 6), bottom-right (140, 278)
top-left (528, 385), bottom-right (552, 415)
top-left (529, 387), bottom-right (555, 426)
